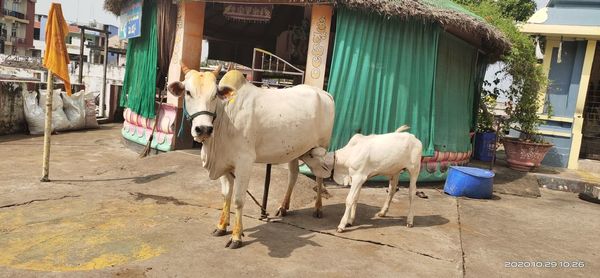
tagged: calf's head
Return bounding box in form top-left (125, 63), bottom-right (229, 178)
top-left (168, 64), bottom-right (222, 142)
top-left (300, 147), bottom-right (333, 178)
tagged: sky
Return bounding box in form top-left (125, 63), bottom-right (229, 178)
top-left (536, 0), bottom-right (550, 9)
top-left (35, 0), bottom-right (119, 26)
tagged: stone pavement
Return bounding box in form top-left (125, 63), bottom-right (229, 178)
top-left (0, 124), bottom-right (598, 277)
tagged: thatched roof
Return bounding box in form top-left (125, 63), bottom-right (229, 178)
top-left (338, 0), bottom-right (510, 58)
top-left (104, 0), bottom-right (509, 57)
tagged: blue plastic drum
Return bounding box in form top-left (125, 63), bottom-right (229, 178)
top-left (444, 166), bottom-right (495, 199)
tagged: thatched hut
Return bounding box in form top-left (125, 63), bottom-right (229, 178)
top-left (106, 0), bottom-right (509, 181)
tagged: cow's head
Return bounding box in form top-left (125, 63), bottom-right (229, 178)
top-left (168, 64), bottom-right (222, 142)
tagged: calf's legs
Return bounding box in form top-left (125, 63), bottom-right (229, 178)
top-left (406, 167), bottom-right (419, 228)
top-left (377, 175), bottom-right (399, 217)
top-left (337, 175), bottom-right (366, 232)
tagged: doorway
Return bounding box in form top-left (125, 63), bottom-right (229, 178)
top-left (580, 44), bottom-right (600, 160)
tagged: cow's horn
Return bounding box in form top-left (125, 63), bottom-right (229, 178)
top-left (212, 65), bottom-right (222, 77)
top-left (181, 62), bottom-right (191, 74)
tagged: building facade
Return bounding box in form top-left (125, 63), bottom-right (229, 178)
top-left (33, 14), bottom-right (126, 66)
top-left (0, 0), bottom-right (35, 55)
top-left (522, 0), bottom-right (600, 169)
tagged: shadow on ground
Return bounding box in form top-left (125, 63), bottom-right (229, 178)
top-left (244, 203), bottom-right (449, 258)
top-left (50, 171), bottom-right (176, 184)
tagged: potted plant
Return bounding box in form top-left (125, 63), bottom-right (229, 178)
top-left (466, 0), bottom-right (552, 171)
top-left (492, 32), bottom-right (552, 172)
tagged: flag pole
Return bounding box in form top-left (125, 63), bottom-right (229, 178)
top-left (41, 71), bottom-right (54, 182)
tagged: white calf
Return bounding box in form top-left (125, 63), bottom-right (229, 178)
top-left (302, 126), bottom-right (422, 232)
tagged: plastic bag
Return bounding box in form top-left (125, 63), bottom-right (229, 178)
top-left (22, 90), bottom-right (49, 135)
top-left (39, 89), bottom-right (71, 131)
top-left (62, 91), bottom-right (86, 130)
top-left (84, 91), bottom-right (99, 129)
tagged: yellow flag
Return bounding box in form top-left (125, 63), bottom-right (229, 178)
top-left (43, 3), bottom-right (71, 95)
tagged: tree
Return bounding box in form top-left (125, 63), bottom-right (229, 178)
top-left (454, 0), bottom-right (537, 21)
top-left (461, 0), bottom-right (547, 140)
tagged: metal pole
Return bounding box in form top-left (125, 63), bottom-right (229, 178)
top-left (260, 164), bottom-right (272, 220)
top-left (78, 27), bottom-right (84, 84)
top-left (100, 25), bottom-right (109, 118)
top-left (41, 71), bottom-right (54, 182)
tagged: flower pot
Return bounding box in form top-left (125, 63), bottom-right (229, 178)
top-left (474, 132), bottom-right (496, 162)
top-left (502, 137), bottom-right (553, 172)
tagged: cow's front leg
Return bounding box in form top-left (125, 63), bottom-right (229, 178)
top-left (226, 163), bottom-right (252, 249)
top-left (213, 173), bottom-right (233, 237)
top-left (313, 177), bottom-right (324, 218)
top-left (277, 159), bottom-right (299, 217)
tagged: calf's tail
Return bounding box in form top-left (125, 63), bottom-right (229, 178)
top-left (396, 125), bottom-right (410, 133)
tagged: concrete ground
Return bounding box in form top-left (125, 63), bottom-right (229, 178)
top-left (0, 124), bottom-right (598, 277)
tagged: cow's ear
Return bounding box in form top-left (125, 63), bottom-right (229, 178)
top-left (168, 81), bottom-right (185, 97)
top-left (217, 85), bottom-right (236, 101)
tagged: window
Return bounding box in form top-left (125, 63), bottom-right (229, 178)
top-left (11, 23), bottom-right (17, 38)
top-left (33, 28), bottom-right (40, 40)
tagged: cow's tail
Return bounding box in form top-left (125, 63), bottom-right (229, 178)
top-left (396, 125), bottom-right (410, 133)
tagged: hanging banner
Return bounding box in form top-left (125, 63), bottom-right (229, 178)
top-left (119, 0), bottom-right (143, 40)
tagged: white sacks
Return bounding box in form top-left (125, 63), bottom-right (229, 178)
top-left (22, 90), bottom-right (48, 135)
top-left (22, 89), bottom-right (99, 135)
top-left (62, 91), bottom-right (86, 130)
top-left (39, 90), bottom-right (71, 131)
top-left (83, 91), bottom-right (99, 129)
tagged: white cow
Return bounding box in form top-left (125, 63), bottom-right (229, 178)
top-left (168, 65), bottom-right (334, 248)
top-left (301, 126), bottom-right (422, 232)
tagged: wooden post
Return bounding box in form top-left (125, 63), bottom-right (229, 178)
top-left (167, 1), bottom-right (205, 149)
top-left (304, 5), bottom-right (333, 89)
top-left (260, 164), bottom-right (272, 220)
top-left (41, 71), bottom-right (54, 182)
top-left (100, 25), bottom-right (109, 118)
top-left (78, 27), bottom-right (85, 84)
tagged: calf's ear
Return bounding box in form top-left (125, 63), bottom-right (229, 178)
top-left (168, 82), bottom-right (185, 97)
top-left (311, 147), bottom-right (327, 157)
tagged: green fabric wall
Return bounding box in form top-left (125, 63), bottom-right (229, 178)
top-left (120, 0), bottom-right (158, 118)
top-left (433, 32), bottom-right (479, 153)
top-left (327, 8), bottom-right (441, 156)
top-left (328, 8), bottom-right (484, 158)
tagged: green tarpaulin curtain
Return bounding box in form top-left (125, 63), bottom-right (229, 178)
top-left (120, 0), bottom-right (158, 118)
top-left (327, 8), bottom-right (441, 156)
top-left (433, 32), bottom-right (479, 153)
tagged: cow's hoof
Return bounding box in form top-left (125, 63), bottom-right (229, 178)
top-left (336, 227), bottom-right (345, 233)
top-left (406, 222), bottom-right (414, 228)
top-left (225, 239), bottom-right (243, 249)
top-left (345, 223), bottom-right (353, 228)
top-left (312, 210), bottom-right (323, 218)
top-left (275, 207), bottom-right (287, 217)
top-left (376, 212), bottom-right (386, 217)
top-left (212, 228), bottom-right (227, 237)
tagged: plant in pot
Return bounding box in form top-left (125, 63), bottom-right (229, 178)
top-left (493, 34), bottom-right (551, 172)
top-left (464, 0), bottom-right (551, 171)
